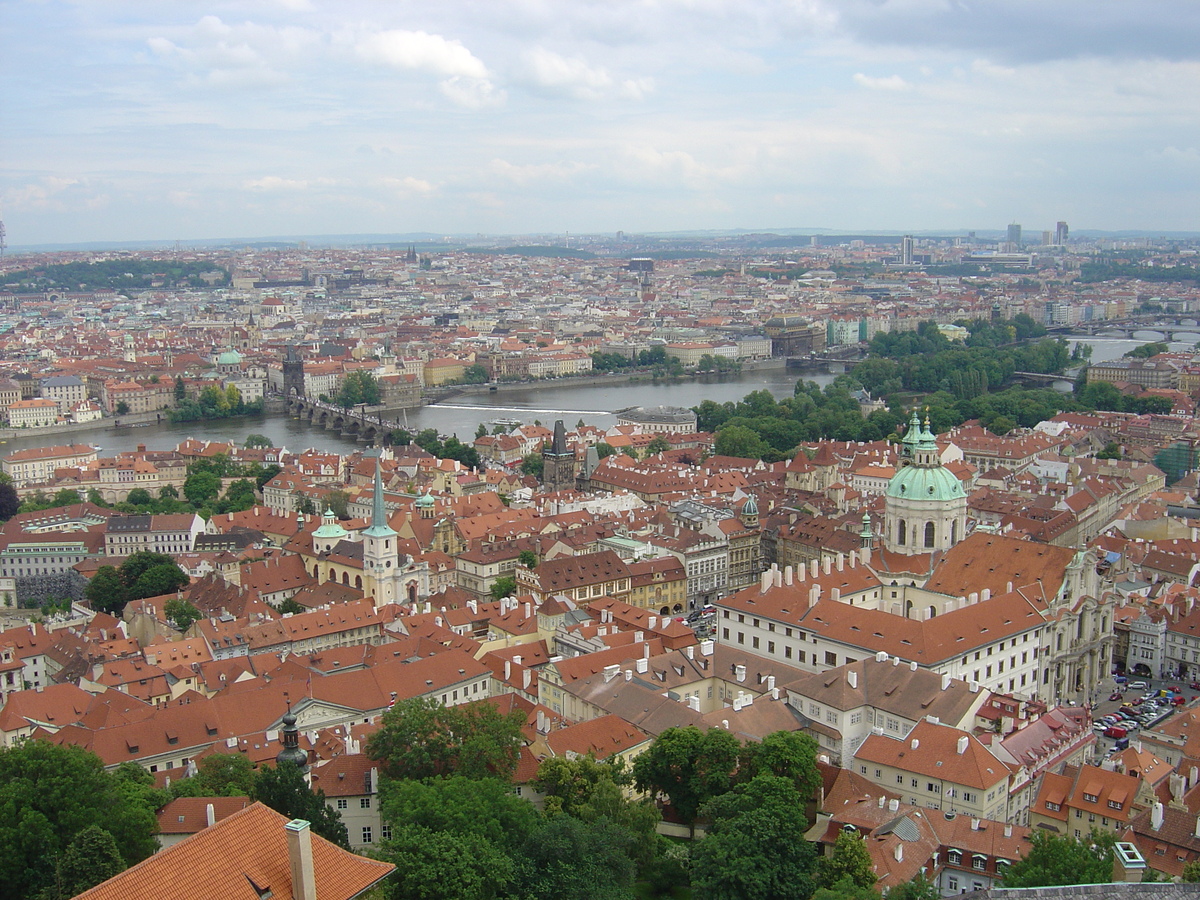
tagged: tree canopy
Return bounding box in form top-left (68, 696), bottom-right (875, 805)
top-left (1000, 829), bottom-right (1116, 888)
top-left (0, 741), bottom-right (159, 900)
top-left (251, 761), bottom-right (348, 848)
top-left (631, 725), bottom-right (742, 829)
top-left (366, 697), bottom-right (525, 782)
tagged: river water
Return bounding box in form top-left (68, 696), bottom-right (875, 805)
top-left (4, 333), bottom-right (1192, 459)
top-left (0, 367), bottom-right (826, 457)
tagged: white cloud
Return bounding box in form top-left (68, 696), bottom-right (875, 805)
top-left (244, 176), bottom-right (333, 192)
top-left (2, 176), bottom-right (83, 211)
top-left (381, 176), bottom-right (437, 195)
top-left (522, 48), bottom-right (652, 101)
top-left (488, 159), bottom-right (593, 185)
top-left (439, 76), bottom-right (506, 109)
top-left (853, 72), bottom-right (910, 91)
top-left (355, 29), bottom-right (488, 79)
top-left (146, 15), bottom-right (321, 87)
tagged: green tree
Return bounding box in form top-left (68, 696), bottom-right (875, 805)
top-left (85, 565), bottom-right (130, 615)
top-left (41, 824), bottom-right (127, 900)
top-left (475, 422), bottom-right (488, 440)
top-left (124, 488), bottom-right (153, 508)
top-left (885, 872), bottom-right (940, 900)
top-left (251, 761), bottom-right (348, 848)
top-left (534, 755), bottom-right (660, 866)
top-left (515, 814), bottom-right (638, 900)
top-left (254, 463), bottom-right (282, 491)
top-left (632, 726), bottom-right (742, 832)
top-left (1126, 342), bottom-right (1169, 358)
top-left (337, 371), bottom-right (381, 408)
top-left (490, 576), bottom-right (517, 600)
top-left (1000, 829), bottom-right (1116, 887)
top-left (380, 825), bottom-right (515, 900)
top-left (812, 877), bottom-right (882, 900)
top-left (378, 775), bottom-right (539, 853)
top-left (0, 473), bottom-right (18, 521)
top-left (0, 741), bottom-right (158, 900)
top-left (276, 597), bottom-right (306, 615)
top-left (690, 776), bottom-right (816, 900)
top-left (174, 375), bottom-right (186, 402)
top-left (244, 433), bottom-right (272, 449)
top-left (1182, 858), bottom-right (1200, 882)
top-left (118, 551), bottom-right (189, 601)
top-left (713, 424), bottom-right (770, 460)
top-left (645, 435), bottom-right (671, 456)
top-left (743, 730), bottom-right (822, 802)
top-left (184, 471), bottom-right (221, 506)
top-left (463, 364), bottom-right (489, 384)
top-left (170, 753), bottom-right (255, 798)
top-left (520, 453), bottom-right (544, 478)
top-left (53, 488), bottom-right (82, 507)
top-left (817, 830), bottom-right (877, 890)
top-left (367, 697), bottom-right (525, 782)
top-left (115, 401), bottom-right (130, 416)
top-left (594, 442), bottom-right (617, 459)
top-left (165, 597), bottom-right (202, 632)
top-left (518, 550), bottom-right (538, 569)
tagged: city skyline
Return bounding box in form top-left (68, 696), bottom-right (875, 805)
top-left (4, 1), bottom-right (1200, 246)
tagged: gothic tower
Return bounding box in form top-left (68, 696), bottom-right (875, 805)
top-left (541, 420), bottom-right (575, 492)
top-left (282, 345), bottom-right (305, 399)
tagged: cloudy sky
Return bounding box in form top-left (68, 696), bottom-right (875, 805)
top-left (3, 1), bottom-right (1199, 246)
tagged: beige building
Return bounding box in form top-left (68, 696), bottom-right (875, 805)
top-left (3, 443), bottom-right (98, 485)
top-left (8, 398), bottom-right (60, 428)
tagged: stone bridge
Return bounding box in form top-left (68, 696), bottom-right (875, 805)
top-left (285, 396), bottom-right (405, 445)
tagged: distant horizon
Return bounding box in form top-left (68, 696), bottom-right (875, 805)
top-left (9, 225), bottom-right (1200, 256)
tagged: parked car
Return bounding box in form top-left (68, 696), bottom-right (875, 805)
top-left (1109, 692), bottom-right (1123, 701)
top-left (1129, 681), bottom-right (1148, 690)
top-left (1104, 726), bottom-right (1128, 739)
top-left (1189, 682), bottom-right (1200, 691)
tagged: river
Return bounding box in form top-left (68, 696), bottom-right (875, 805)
top-left (0, 367), bottom-right (829, 458)
top-left (3, 334), bottom-right (1188, 459)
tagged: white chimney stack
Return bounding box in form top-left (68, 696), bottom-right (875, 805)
top-left (888, 798), bottom-right (899, 812)
top-left (911, 738), bottom-right (919, 749)
top-left (848, 671), bottom-right (858, 689)
top-left (784, 565), bottom-right (793, 586)
top-left (636, 658), bottom-right (649, 674)
top-left (286, 820), bottom-right (317, 900)
top-left (1153, 802), bottom-right (1165, 831)
top-left (942, 673), bottom-right (952, 691)
top-left (957, 735), bottom-right (969, 755)
top-left (206, 803), bottom-right (216, 828)
top-left (894, 844), bottom-right (903, 862)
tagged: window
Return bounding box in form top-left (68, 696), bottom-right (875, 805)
top-left (1083, 792), bottom-right (1098, 803)
top-left (1108, 799), bottom-right (1123, 810)
top-left (850, 712), bottom-right (862, 725)
top-left (948, 849), bottom-right (962, 865)
top-left (362, 827), bottom-right (373, 844)
top-left (752, 637), bottom-right (759, 649)
top-left (337, 798), bottom-right (348, 810)
top-left (381, 824), bottom-right (392, 841)
top-left (972, 856), bottom-right (987, 871)
top-left (737, 632), bottom-right (745, 645)
top-left (361, 798), bottom-right (371, 809)
top-left (825, 651), bottom-right (837, 666)
top-left (1046, 801), bottom-right (1060, 812)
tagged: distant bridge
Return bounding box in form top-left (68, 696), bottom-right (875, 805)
top-left (285, 396), bottom-right (410, 445)
top-left (1048, 317), bottom-right (1200, 340)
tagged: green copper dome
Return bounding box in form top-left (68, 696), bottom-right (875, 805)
top-left (216, 350), bottom-right (242, 365)
top-left (885, 463), bottom-right (965, 502)
top-left (415, 491), bottom-right (435, 508)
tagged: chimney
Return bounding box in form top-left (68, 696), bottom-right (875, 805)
top-left (1006, 581), bottom-right (1013, 593)
top-left (831, 587), bottom-right (841, 603)
top-left (822, 557), bottom-right (831, 575)
top-left (894, 844), bottom-right (903, 862)
top-left (875, 651), bottom-right (888, 662)
top-left (849, 552), bottom-right (856, 569)
top-left (635, 630), bottom-right (644, 643)
top-left (767, 675), bottom-right (776, 690)
top-left (909, 660), bottom-right (917, 671)
top-left (735, 664), bottom-right (746, 683)
top-left (878, 796), bottom-right (886, 808)
top-left (981, 588), bottom-right (990, 602)
top-left (649, 616), bottom-right (657, 629)
top-left (206, 803), bottom-right (216, 828)
top-left (848, 671), bottom-right (858, 689)
top-left (888, 799), bottom-right (899, 812)
top-left (797, 564), bottom-right (806, 582)
top-left (971, 818), bottom-right (980, 831)
top-left (910, 738), bottom-right (919, 749)
top-left (286, 820), bottom-right (317, 900)
top-left (784, 565), bottom-right (793, 586)
top-left (760, 571), bottom-right (771, 594)
top-left (603, 664), bottom-right (620, 683)
top-left (624, 669), bottom-right (632, 682)
top-left (1004, 823), bottom-right (1012, 838)
top-left (956, 735), bottom-right (969, 755)
top-left (941, 673), bottom-right (952, 691)
top-left (523, 670), bottom-right (532, 690)
top-left (1152, 801), bottom-right (1164, 831)
top-left (701, 640), bottom-right (714, 656)
top-left (636, 657), bottom-right (649, 674)
top-left (537, 710), bottom-right (547, 733)
top-left (1113, 842), bottom-right (1147, 884)
top-left (969, 680), bottom-right (979, 693)
top-left (836, 554), bottom-right (844, 572)
top-left (686, 646), bottom-right (694, 660)
top-left (893, 656), bottom-right (901, 667)
top-left (504, 659), bottom-right (511, 681)
top-left (688, 696), bottom-right (700, 712)
top-left (809, 584), bottom-right (821, 608)
top-left (969, 592), bottom-right (978, 605)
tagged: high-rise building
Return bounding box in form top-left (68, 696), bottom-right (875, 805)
top-left (1056, 221), bottom-right (1069, 245)
top-left (1006, 222), bottom-right (1022, 246)
top-left (901, 235), bottom-right (914, 265)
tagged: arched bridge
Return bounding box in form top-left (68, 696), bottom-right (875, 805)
top-left (285, 396), bottom-right (408, 444)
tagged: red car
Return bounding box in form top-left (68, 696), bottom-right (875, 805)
top-left (1189, 682), bottom-right (1200, 690)
top-left (1109, 692), bottom-right (1123, 701)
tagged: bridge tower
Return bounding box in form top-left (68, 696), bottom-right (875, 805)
top-left (282, 345), bottom-right (305, 399)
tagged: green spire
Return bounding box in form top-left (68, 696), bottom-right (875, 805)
top-left (363, 456), bottom-right (396, 538)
